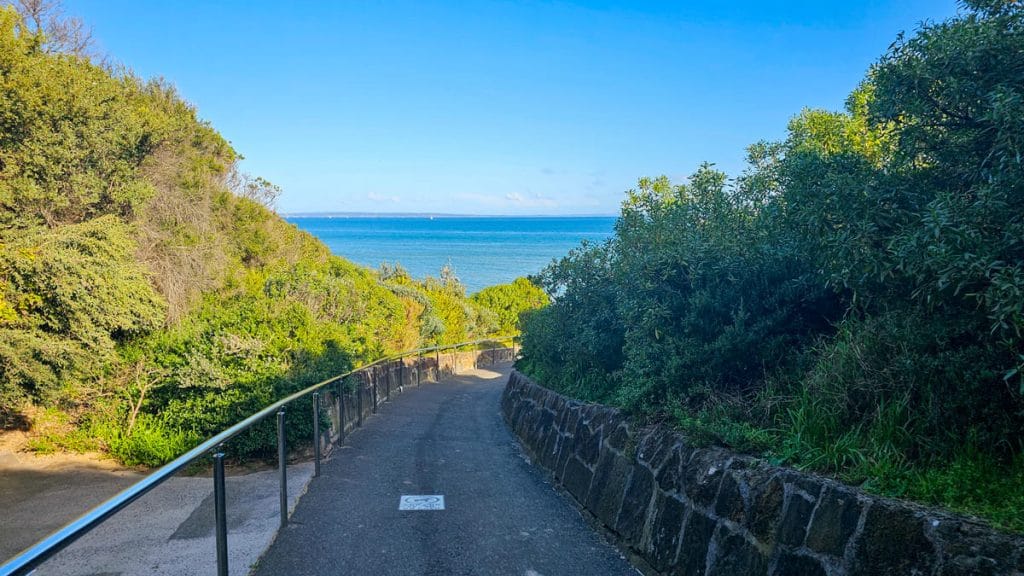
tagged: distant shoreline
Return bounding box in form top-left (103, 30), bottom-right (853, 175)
top-left (283, 212), bottom-right (618, 219)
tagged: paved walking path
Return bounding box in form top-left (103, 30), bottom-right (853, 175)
top-left (27, 463), bottom-right (314, 575)
top-left (254, 362), bottom-right (637, 576)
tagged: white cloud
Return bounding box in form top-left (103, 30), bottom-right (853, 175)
top-left (505, 191), bottom-right (557, 208)
top-left (366, 191), bottom-right (400, 203)
top-left (455, 191), bottom-right (559, 211)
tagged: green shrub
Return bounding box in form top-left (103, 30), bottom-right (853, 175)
top-left (0, 5), bottom-right (504, 464)
top-left (518, 1), bottom-right (1024, 530)
top-left (470, 277), bottom-right (548, 336)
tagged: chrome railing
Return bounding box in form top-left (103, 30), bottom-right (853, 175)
top-left (0, 337), bottom-right (517, 576)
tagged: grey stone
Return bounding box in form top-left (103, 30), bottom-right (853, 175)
top-left (714, 471), bottom-right (745, 523)
top-left (933, 519), bottom-right (1021, 576)
top-left (746, 473), bottom-right (784, 544)
top-left (607, 421), bottom-right (632, 452)
top-left (647, 492), bottom-right (688, 572)
top-left (805, 486), bottom-right (862, 556)
top-left (563, 456), bottom-right (594, 503)
top-left (773, 552), bottom-right (827, 576)
top-left (779, 470), bottom-right (823, 499)
top-left (655, 446), bottom-right (684, 494)
top-left (777, 490), bottom-right (816, 547)
top-left (615, 463), bottom-right (656, 546)
top-left (707, 530), bottom-right (769, 576)
top-left (850, 502), bottom-right (936, 576)
top-left (554, 432), bottom-right (574, 480)
top-left (638, 427), bottom-right (676, 471)
top-left (681, 449), bottom-right (725, 508)
top-left (576, 421), bottom-right (602, 467)
top-left (587, 451), bottom-right (633, 529)
top-left (672, 511), bottom-right (716, 576)
top-left (940, 556), bottom-right (1003, 576)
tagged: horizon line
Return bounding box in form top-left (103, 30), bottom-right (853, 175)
top-left (282, 211), bottom-right (620, 219)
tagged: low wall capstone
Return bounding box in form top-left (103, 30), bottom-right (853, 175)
top-left (501, 370), bottom-right (1024, 576)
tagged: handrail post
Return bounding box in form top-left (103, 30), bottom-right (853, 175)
top-left (213, 451), bottom-right (228, 576)
top-left (338, 380), bottom-right (346, 443)
top-left (0, 339), bottom-right (519, 576)
top-left (277, 408), bottom-right (288, 528)
top-left (357, 379), bottom-right (364, 427)
top-left (312, 393), bottom-right (321, 477)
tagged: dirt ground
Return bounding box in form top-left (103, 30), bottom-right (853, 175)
top-left (0, 431), bottom-right (144, 561)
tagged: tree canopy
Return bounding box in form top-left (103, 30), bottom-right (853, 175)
top-left (518, 1), bottom-right (1024, 531)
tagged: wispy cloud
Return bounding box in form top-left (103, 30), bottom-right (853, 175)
top-left (506, 191), bottom-right (557, 208)
top-left (366, 192), bottom-right (401, 203)
top-left (455, 191), bottom-right (558, 211)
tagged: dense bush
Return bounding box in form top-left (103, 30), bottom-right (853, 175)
top-left (519, 0), bottom-right (1024, 530)
top-left (0, 5), bottom-right (503, 465)
top-left (470, 277), bottom-right (548, 336)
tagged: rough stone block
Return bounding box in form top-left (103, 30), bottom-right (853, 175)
top-left (682, 449), bottom-right (726, 508)
top-left (714, 471), bottom-right (745, 523)
top-left (707, 530), bottom-right (768, 576)
top-left (565, 406), bottom-right (582, 442)
top-left (776, 489), bottom-right (816, 547)
top-left (606, 421), bottom-right (632, 452)
top-left (638, 427), bottom-right (676, 471)
top-left (615, 463), bottom-right (655, 547)
top-left (940, 556), bottom-right (1004, 576)
top-left (773, 553), bottom-right (827, 576)
top-left (933, 519), bottom-right (1021, 576)
top-left (554, 432), bottom-right (573, 480)
top-left (779, 470), bottom-right (824, 500)
top-left (587, 450), bottom-right (633, 529)
top-left (850, 502), bottom-right (936, 576)
top-left (532, 409), bottom-right (555, 448)
top-left (562, 456), bottom-right (594, 503)
top-left (746, 473), bottom-right (784, 544)
top-left (673, 511), bottom-right (716, 576)
top-left (576, 422), bottom-right (602, 467)
top-left (539, 424), bottom-right (560, 469)
top-left (805, 486), bottom-right (862, 556)
top-left (655, 446), bottom-right (684, 494)
top-left (647, 492), bottom-right (688, 572)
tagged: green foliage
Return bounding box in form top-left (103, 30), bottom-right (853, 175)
top-left (0, 217), bottom-right (165, 411)
top-left (519, 2), bottom-right (1024, 530)
top-left (470, 277), bottom-right (548, 336)
top-left (0, 7), bottom-right (501, 463)
top-left (380, 261), bottom-right (498, 346)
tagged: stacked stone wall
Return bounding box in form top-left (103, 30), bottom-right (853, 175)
top-left (502, 370), bottom-right (1024, 576)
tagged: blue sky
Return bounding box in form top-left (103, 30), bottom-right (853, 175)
top-left (67, 0), bottom-right (960, 215)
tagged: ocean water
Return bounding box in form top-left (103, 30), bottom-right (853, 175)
top-left (287, 216), bottom-right (617, 293)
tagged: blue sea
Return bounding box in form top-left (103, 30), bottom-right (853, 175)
top-left (287, 216), bottom-right (617, 293)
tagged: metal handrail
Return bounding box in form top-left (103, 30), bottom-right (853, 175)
top-left (0, 336), bottom-right (517, 576)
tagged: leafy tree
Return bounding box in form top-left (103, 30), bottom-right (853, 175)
top-left (519, 0), bottom-right (1024, 529)
top-left (0, 4), bottom-right (506, 462)
top-left (470, 277), bottom-right (548, 336)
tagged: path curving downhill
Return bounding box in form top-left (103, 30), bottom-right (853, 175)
top-left (253, 362), bottom-right (637, 576)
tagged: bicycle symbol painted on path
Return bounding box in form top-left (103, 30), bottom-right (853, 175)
top-left (399, 495), bottom-right (446, 510)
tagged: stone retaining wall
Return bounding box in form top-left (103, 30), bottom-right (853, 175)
top-left (321, 347), bottom-right (514, 443)
top-left (501, 370), bottom-right (1024, 576)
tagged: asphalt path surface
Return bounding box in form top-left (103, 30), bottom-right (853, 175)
top-left (253, 362), bottom-right (637, 576)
